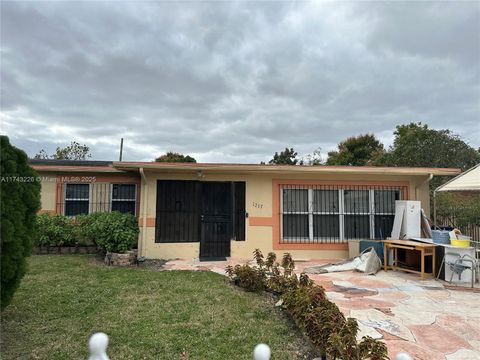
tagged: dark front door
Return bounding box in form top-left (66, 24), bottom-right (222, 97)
top-left (200, 182), bottom-right (232, 259)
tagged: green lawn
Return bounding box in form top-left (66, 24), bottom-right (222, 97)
top-left (1, 255), bottom-right (313, 359)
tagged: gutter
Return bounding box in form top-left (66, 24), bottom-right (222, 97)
top-left (415, 173), bottom-right (433, 200)
top-left (139, 168), bottom-right (148, 259)
top-left (414, 173), bottom-right (433, 223)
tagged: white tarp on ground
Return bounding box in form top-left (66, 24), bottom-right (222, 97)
top-left (436, 163), bottom-right (480, 192)
top-left (304, 247), bottom-right (382, 275)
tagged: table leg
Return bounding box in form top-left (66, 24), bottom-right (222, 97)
top-left (421, 249), bottom-right (425, 279)
top-left (432, 248), bottom-right (436, 278)
top-left (383, 244), bottom-right (387, 271)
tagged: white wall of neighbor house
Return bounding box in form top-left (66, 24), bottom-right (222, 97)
top-left (139, 169), bottom-right (434, 260)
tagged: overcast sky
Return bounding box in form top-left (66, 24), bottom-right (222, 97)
top-left (1, 1), bottom-right (479, 163)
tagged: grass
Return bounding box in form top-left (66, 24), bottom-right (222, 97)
top-left (1, 255), bottom-right (313, 359)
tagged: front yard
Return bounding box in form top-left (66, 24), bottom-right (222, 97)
top-left (0, 255), bottom-right (313, 360)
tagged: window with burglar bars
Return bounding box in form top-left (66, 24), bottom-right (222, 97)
top-left (280, 185), bottom-right (402, 243)
top-left (61, 183), bottom-right (137, 217)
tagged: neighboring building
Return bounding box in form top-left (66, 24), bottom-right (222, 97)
top-left (30, 159), bottom-right (460, 260)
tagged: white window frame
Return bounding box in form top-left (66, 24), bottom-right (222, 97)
top-left (110, 183), bottom-right (137, 216)
top-left (280, 187), bottom-right (401, 242)
top-left (64, 183), bottom-right (91, 216)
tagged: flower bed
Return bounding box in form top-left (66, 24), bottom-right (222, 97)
top-left (226, 250), bottom-right (388, 360)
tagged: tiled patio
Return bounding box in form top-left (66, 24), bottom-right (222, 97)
top-left (163, 258), bottom-right (480, 360)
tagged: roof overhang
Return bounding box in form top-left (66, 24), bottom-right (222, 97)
top-left (33, 165), bottom-right (127, 174)
top-left (436, 163), bottom-right (480, 192)
top-left (112, 162), bottom-right (461, 176)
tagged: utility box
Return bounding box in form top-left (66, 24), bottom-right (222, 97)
top-left (393, 200), bottom-right (421, 239)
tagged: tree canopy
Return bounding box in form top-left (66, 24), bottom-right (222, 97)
top-left (34, 141), bottom-right (91, 160)
top-left (301, 147), bottom-right (323, 166)
top-left (1, 136), bottom-right (41, 310)
top-left (155, 152), bottom-right (196, 163)
top-left (326, 134), bottom-right (384, 166)
top-left (268, 147), bottom-right (302, 165)
top-left (375, 123), bottom-right (480, 170)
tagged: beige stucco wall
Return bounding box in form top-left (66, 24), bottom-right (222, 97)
top-left (140, 227), bottom-right (200, 259)
top-left (139, 169), bottom-right (433, 261)
top-left (412, 176), bottom-right (432, 217)
top-left (38, 174), bottom-right (57, 212)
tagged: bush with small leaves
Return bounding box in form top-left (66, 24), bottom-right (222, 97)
top-left (89, 212), bottom-right (139, 253)
top-left (226, 249), bottom-right (388, 360)
top-left (73, 213), bottom-right (103, 246)
top-left (35, 214), bottom-right (75, 247)
top-left (225, 264), bottom-right (265, 292)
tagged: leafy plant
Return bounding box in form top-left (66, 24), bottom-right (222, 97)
top-left (88, 212), bottom-right (139, 253)
top-left (436, 192), bottom-right (480, 228)
top-left (35, 214), bottom-right (75, 247)
top-left (225, 264), bottom-right (265, 292)
top-left (226, 249), bottom-right (388, 360)
top-left (34, 212), bottom-right (138, 252)
top-left (73, 213), bottom-right (103, 246)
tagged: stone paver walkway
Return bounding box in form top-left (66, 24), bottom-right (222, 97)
top-left (163, 258), bottom-right (480, 360)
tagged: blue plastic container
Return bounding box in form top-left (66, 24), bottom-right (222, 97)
top-left (431, 230), bottom-right (450, 244)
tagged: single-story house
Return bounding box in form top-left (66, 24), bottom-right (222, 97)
top-left (30, 159), bottom-right (460, 260)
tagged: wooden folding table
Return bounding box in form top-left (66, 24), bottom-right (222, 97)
top-left (383, 239), bottom-right (436, 279)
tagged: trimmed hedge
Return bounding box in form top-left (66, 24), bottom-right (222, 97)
top-left (34, 212), bottom-right (139, 254)
top-left (1, 136), bottom-right (41, 310)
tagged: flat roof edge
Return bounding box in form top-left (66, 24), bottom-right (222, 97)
top-left (112, 162), bottom-right (460, 176)
top-left (32, 165), bottom-right (127, 173)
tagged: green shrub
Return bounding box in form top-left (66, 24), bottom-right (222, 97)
top-left (73, 213), bottom-right (102, 246)
top-left (34, 212), bottom-right (138, 252)
top-left (225, 264), bottom-right (266, 292)
top-left (1, 136), bottom-right (40, 310)
top-left (226, 249), bottom-right (388, 360)
top-left (35, 214), bottom-right (75, 247)
top-left (88, 212), bottom-right (138, 253)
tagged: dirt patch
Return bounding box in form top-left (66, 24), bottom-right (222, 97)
top-left (137, 258), bottom-right (168, 270)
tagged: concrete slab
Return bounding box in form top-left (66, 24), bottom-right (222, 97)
top-left (162, 258), bottom-right (479, 359)
top-left (409, 324), bottom-right (471, 354)
top-left (356, 320), bottom-right (383, 341)
top-left (350, 309), bottom-right (414, 341)
top-left (446, 348), bottom-right (480, 360)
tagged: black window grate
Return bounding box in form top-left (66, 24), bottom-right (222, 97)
top-left (280, 184), bottom-right (403, 244)
top-left (59, 183), bottom-right (138, 217)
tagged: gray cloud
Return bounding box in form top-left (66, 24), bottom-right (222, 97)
top-left (1, 1), bottom-right (479, 163)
